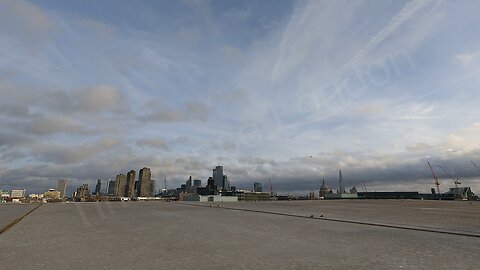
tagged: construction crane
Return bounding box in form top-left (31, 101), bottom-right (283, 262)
top-left (427, 162), bottom-right (441, 199)
top-left (362, 180), bottom-right (368, 192)
top-left (435, 165), bottom-right (461, 197)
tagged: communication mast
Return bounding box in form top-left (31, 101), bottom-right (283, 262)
top-left (427, 162), bottom-right (441, 199)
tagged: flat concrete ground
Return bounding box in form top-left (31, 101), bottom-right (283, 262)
top-left (0, 201), bottom-right (479, 270)
top-left (210, 200), bottom-right (480, 235)
top-left (0, 204), bottom-right (38, 229)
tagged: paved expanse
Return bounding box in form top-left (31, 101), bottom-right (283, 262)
top-left (0, 201), bottom-right (479, 270)
top-left (0, 204), bottom-right (38, 229)
top-left (201, 200), bottom-right (480, 235)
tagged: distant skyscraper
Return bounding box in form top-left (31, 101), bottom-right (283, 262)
top-left (138, 167), bottom-right (152, 197)
top-left (126, 170), bottom-right (136, 197)
top-left (213, 166), bottom-right (224, 190)
top-left (254, 182), bottom-right (263, 192)
top-left (56, 179), bottom-right (67, 198)
top-left (193, 179), bottom-right (202, 187)
top-left (107, 180), bottom-right (116, 195)
top-left (75, 184), bottom-right (89, 199)
top-left (134, 181), bottom-right (139, 195)
top-left (150, 180), bottom-right (156, 196)
top-left (186, 176), bottom-right (192, 190)
top-left (115, 174), bottom-right (127, 197)
top-left (207, 177), bottom-right (215, 191)
top-left (339, 170), bottom-right (345, 194)
top-left (223, 175), bottom-right (230, 190)
top-left (94, 179), bottom-right (102, 195)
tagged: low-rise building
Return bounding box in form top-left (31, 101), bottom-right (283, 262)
top-left (1, 190), bottom-right (10, 199)
top-left (324, 193), bottom-right (358, 199)
top-left (236, 191), bottom-right (271, 201)
top-left (10, 189), bottom-right (26, 198)
top-left (182, 194), bottom-right (238, 202)
top-left (44, 189), bottom-right (62, 200)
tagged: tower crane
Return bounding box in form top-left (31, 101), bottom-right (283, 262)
top-left (435, 165), bottom-right (461, 197)
top-left (427, 162), bottom-right (441, 199)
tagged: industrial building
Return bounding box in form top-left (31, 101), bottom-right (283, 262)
top-left (357, 192), bottom-right (419, 200)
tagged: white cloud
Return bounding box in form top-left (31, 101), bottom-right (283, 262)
top-left (456, 52), bottom-right (480, 65)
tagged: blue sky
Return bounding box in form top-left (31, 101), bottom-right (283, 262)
top-left (1, 0), bottom-right (480, 195)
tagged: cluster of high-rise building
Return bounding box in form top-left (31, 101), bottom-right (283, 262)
top-left (169, 166), bottom-right (275, 202)
top-left (170, 166), bottom-right (235, 197)
top-left (73, 167), bottom-right (155, 201)
top-left (2, 166), bottom-right (478, 204)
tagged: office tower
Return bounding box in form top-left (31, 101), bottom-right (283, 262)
top-left (126, 170), bottom-right (136, 197)
top-left (212, 166), bottom-right (224, 190)
top-left (94, 179), bottom-right (102, 195)
top-left (115, 174), bottom-right (127, 197)
top-left (254, 182), bottom-right (263, 192)
top-left (186, 176), bottom-right (192, 190)
top-left (76, 184), bottom-right (89, 198)
top-left (150, 180), bottom-right (156, 196)
top-left (138, 167), bottom-right (152, 197)
top-left (108, 180), bottom-right (116, 195)
top-left (339, 170), bottom-right (345, 194)
top-left (193, 179), bottom-right (202, 187)
top-left (56, 179), bottom-right (67, 198)
top-left (223, 175), bottom-right (230, 191)
top-left (134, 181), bottom-right (139, 196)
top-left (207, 177), bottom-right (215, 191)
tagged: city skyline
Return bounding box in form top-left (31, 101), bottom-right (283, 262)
top-left (1, 0), bottom-right (480, 194)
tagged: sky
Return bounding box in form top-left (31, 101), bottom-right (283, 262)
top-left (1, 0), bottom-right (480, 195)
